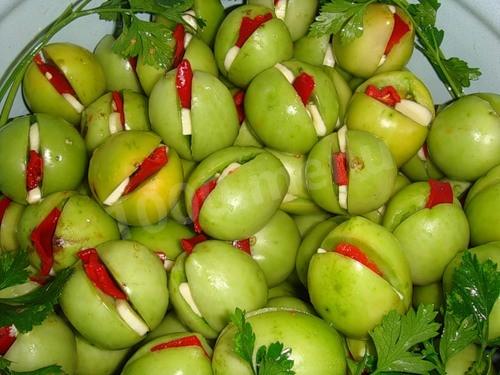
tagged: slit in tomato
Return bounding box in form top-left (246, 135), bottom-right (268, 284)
top-left (0, 325), bottom-right (17, 355)
top-left (192, 179), bottom-right (218, 234)
top-left (181, 233), bottom-right (208, 254)
top-left (335, 242), bottom-right (383, 276)
top-left (30, 207), bottom-right (62, 279)
top-left (384, 13), bottom-right (411, 55)
top-left (0, 197), bottom-right (11, 226)
top-left (365, 85), bottom-right (401, 107)
top-left (123, 146), bottom-right (169, 195)
top-left (426, 179), bottom-right (453, 208)
top-left (150, 334), bottom-right (209, 357)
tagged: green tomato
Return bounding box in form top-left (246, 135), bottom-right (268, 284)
top-left (427, 94), bottom-right (500, 181)
top-left (412, 282), bottom-right (444, 310)
top-left (126, 218), bottom-right (194, 265)
top-left (0, 114), bottom-right (87, 204)
top-left (144, 311), bottom-right (189, 343)
top-left (185, 146), bottom-right (289, 240)
top-left (0, 195), bottom-right (24, 251)
top-left (248, 0), bottom-right (318, 41)
top-left (212, 308), bottom-right (346, 375)
top-left (333, 4), bottom-right (415, 78)
top-left (75, 334), bottom-right (129, 375)
top-left (88, 131), bottom-right (184, 226)
top-left (169, 241), bottom-right (268, 337)
top-left (4, 314), bottom-right (76, 374)
top-left (149, 69), bottom-right (239, 161)
top-left (267, 149), bottom-right (323, 215)
top-left (266, 296), bottom-right (317, 315)
top-left (345, 70), bottom-right (434, 166)
top-left (23, 43), bottom-right (106, 125)
top-left (383, 181), bottom-right (469, 285)
top-left (121, 333), bottom-right (213, 375)
top-left (245, 60), bottom-right (339, 154)
top-left (308, 216), bottom-right (412, 339)
top-left (18, 191), bottom-right (120, 272)
top-left (93, 34), bottom-right (142, 93)
top-left (60, 240), bottom-right (169, 349)
top-left (292, 211), bottom-right (332, 237)
top-left (214, 5), bottom-right (293, 87)
top-left (400, 148), bottom-right (444, 182)
top-left (248, 210), bottom-right (301, 287)
top-left (81, 90), bottom-right (150, 152)
top-left (305, 129), bottom-right (397, 215)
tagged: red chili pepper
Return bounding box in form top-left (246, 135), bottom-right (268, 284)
top-left (78, 248), bottom-right (127, 299)
top-left (192, 179), bottom-right (218, 233)
top-left (0, 326), bottom-right (16, 355)
top-left (172, 24), bottom-right (186, 68)
top-left (292, 72), bottom-right (315, 105)
top-left (384, 13), bottom-right (410, 55)
top-left (332, 152), bottom-right (349, 186)
top-left (426, 179), bottom-right (453, 208)
top-left (232, 238), bottom-right (251, 255)
top-left (111, 91), bottom-right (125, 129)
top-left (34, 53), bottom-right (76, 96)
top-left (176, 59), bottom-right (193, 109)
top-left (236, 13), bottom-right (273, 48)
top-left (233, 90), bottom-right (246, 124)
top-left (335, 243), bottom-right (382, 276)
top-left (128, 56), bottom-right (138, 73)
top-left (30, 207), bottom-right (61, 278)
top-left (181, 234), bottom-right (208, 254)
top-left (26, 150), bottom-right (43, 191)
top-left (150, 334), bottom-right (208, 357)
top-left (0, 197), bottom-right (11, 225)
top-left (123, 146), bottom-right (169, 195)
top-left (365, 85), bottom-right (401, 107)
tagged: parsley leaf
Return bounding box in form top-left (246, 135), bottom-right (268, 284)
top-left (230, 308), bottom-right (296, 375)
top-left (369, 305), bottom-right (440, 374)
top-left (232, 307), bottom-right (256, 367)
top-left (0, 250), bottom-right (30, 291)
top-left (0, 358), bottom-right (66, 375)
top-left (309, 0), bottom-right (375, 44)
top-left (0, 268), bottom-right (73, 333)
top-left (256, 342), bottom-right (294, 375)
top-left (112, 17), bottom-right (174, 68)
top-left (439, 313), bottom-right (477, 366)
top-left (447, 251), bottom-right (500, 344)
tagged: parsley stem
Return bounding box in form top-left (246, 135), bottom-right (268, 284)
top-left (390, 0), bottom-right (462, 99)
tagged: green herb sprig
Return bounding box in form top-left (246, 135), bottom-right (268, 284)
top-left (309, 0), bottom-right (481, 99)
top-left (350, 251), bottom-right (499, 374)
top-left (0, 0), bottom-right (199, 126)
top-left (231, 308), bottom-right (296, 375)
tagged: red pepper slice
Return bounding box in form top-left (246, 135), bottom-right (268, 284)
top-left (0, 197), bottom-right (11, 225)
top-left (233, 90), bottom-right (246, 124)
top-left (384, 13), bottom-right (411, 55)
top-left (128, 56), bottom-right (138, 73)
top-left (176, 59), bottom-right (193, 109)
top-left (0, 326), bottom-right (16, 355)
top-left (30, 207), bottom-right (61, 278)
top-left (181, 234), bottom-right (208, 254)
top-left (172, 24), bottom-right (186, 68)
top-left (150, 334), bottom-right (208, 357)
top-left (34, 54), bottom-right (76, 96)
top-left (365, 85), bottom-right (401, 107)
top-left (426, 179), bottom-right (453, 208)
top-left (292, 72), bottom-right (315, 105)
top-left (111, 91), bottom-right (125, 129)
top-left (26, 150), bottom-right (43, 191)
top-left (274, 0), bottom-right (279, 4)
top-left (192, 179), bottom-right (218, 234)
top-left (78, 248), bottom-right (126, 299)
top-left (236, 13), bottom-right (273, 48)
top-left (123, 146), bottom-right (169, 195)
top-left (232, 238), bottom-right (251, 255)
top-left (335, 243), bottom-right (382, 276)
top-left (332, 152), bottom-right (349, 186)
